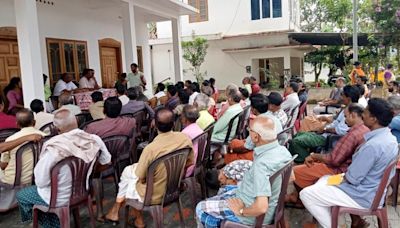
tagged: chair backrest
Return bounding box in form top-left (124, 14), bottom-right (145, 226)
top-left (297, 101), bottom-right (308, 120)
top-left (203, 123), bottom-right (215, 167)
top-left (76, 112), bottom-right (93, 128)
top-left (224, 112), bottom-right (243, 143)
top-left (39, 122), bottom-right (58, 136)
top-left (370, 156), bottom-right (399, 211)
top-left (236, 106), bottom-right (251, 139)
top-left (14, 141), bottom-right (40, 187)
top-left (277, 126), bottom-right (294, 147)
top-left (0, 128), bottom-right (20, 143)
top-left (142, 147), bottom-right (191, 206)
top-left (102, 135), bottom-right (133, 172)
top-left (285, 103), bottom-right (300, 129)
top-left (192, 131), bottom-right (209, 171)
top-left (254, 155), bottom-right (297, 227)
top-left (79, 118), bottom-right (102, 130)
top-left (48, 156), bottom-right (97, 208)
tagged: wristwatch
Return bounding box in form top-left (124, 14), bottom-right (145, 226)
top-left (239, 208), bottom-right (244, 216)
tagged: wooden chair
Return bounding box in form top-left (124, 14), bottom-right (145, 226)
top-left (92, 134), bottom-right (135, 218)
top-left (183, 131), bottom-right (209, 205)
top-left (331, 158), bottom-right (399, 228)
top-left (124, 147), bottom-right (192, 228)
top-left (76, 112), bottom-right (93, 128)
top-left (32, 156), bottom-right (97, 228)
top-left (0, 128), bottom-right (19, 142)
top-left (221, 155), bottom-right (297, 228)
top-left (39, 122), bottom-right (58, 136)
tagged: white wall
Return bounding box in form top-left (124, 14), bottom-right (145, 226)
top-left (157, 0), bottom-right (300, 39)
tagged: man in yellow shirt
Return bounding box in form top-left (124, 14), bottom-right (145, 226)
top-left (350, 61), bottom-right (366, 85)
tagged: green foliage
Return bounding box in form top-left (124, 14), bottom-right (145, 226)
top-left (181, 36), bottom-right (209, 83)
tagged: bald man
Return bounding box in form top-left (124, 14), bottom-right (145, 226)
top-left (196, 116), bottom-right (292, 227)
top-left (16, 109), bottom-right (111, 227)
top-left (105, 108), bottom-right (194, 226)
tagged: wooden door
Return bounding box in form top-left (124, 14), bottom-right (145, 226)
top-left (136, 46), bottom-right (143, 72)
top-left (100, 47), bottom-right (119, 88)
top-left (0, 39), bottom-right (20, 95)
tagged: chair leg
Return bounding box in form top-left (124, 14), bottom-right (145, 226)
top-left (56, 207), bottom-right (70, 228)
top-left (124, 205), bottom-right (130, 228)
top-left (87, 197), bottom-right (97, 228)
top-left (330, 207), bottom-right (340, 228)
top-left (92, 178), bottom-right (104, 220)
top-left (177, 199), bottom-right (185, 227)
top-left (189, 178), bottom-right (197, 206)
top-left (199, 170), bottom-right (207, 199)
top-left (392, 171), bottom-right (399, 208)
top-left (279, 215), bottom-right (286, 228)
top-left (150, 206), bottom-right (164, 228)
top-left (33, 208), bottom-right (39, 228)
top-left (377, 209), bottom-right (389, 228)
top-left (72, 207), bottom-right (81, 228)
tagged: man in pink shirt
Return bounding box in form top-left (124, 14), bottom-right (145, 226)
top-left (181, 105), bottom-right (204, 177)
top-left (0, 96), bottom-right (17, 130)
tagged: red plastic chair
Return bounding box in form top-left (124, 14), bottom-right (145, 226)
top-left (294, 101), bottom-right (308, 131)
top-left (390, 161), bottom-right (400, 207)
top-left (32, 156), bottom-right (98, 228)
top-left (331, 158), bottom-right (399, 228)
top-left (124, 147), bottom-right (192, 228)
top-left (221, 155), bottom-right (297, 228)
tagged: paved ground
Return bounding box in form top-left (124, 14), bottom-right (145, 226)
top-left (0, 178), bottom-right (399, 227)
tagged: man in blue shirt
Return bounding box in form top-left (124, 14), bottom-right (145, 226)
top-left (388, 95), bottom-right (400, 142)
top-left (300, 98), bottom-right (398, 228)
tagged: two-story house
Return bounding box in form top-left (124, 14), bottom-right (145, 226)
top-left (151, 0), bottom-right (312, 88)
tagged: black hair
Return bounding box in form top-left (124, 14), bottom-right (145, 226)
top-left (185, 80), bottom-right (192, 85)
top-left (131, 63), bottom-right (138, 68)
top-left (91, 91), bottom-right (104, 103)
top-left (355, 84), bottom-right (365, 97)
top-left (268, 92), bottom-right (284, 106)
top-left (192, 82), bottom-right (200, 92)
top-left (4, 77), bottom-right (21, 96)
top-left (367, 98), bottom-right (394, 127)
top-left (156, 83), bottom-right (165, 93)
top-left (43, 74), bottom-right (48, 84)
top-left (127, 87), bottom-right (138, 100)
top-left (239, 87), bottom-right (249, 99)
top-left (120, 73), bottom-right (127, 79)
top-left (104, 97), bottom-right (122, 118)
top-left (30, 99), bottom-right (44, 113)
top-left (289, 82), bottom-right (299, 93)
top-left (167, 85), bottom-right (177, 96)
top-left (0, 96), bottom-right (4, 105)
top-left (182, 105), bottom-right (200, 123)
top-left (82, 68), bottom-right (93, 76)
top-left (16, 109), bottom-right (35, 128)
top-left (387, 64), bottom-right (393, 69)
top-left (155, 108), bottom-right (174, 132)
top-left (209, 78), bottom-right (216, 93)
top-left (116, 84), bottom-right (126, 95)
top-left (175, 81), bottom-right (184, 90)
top-left (178, 89), bottom-right (190, 104)
top-left (250, 93), bottom-right (269, 114)
top-left (202, 80), bottom-right (210, 86)
top-left (342, 85), bottom-right (360, 103)
top-left (347, 103), bottom-right (364, 117)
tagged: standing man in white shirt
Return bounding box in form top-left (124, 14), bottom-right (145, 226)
top-left (188, 83), bottom-right (200, 105)
top-left (79, 68), bottom-right (100, 90)
top-left (53, 73), bottom-right (79, 97)
top-left (127, 63), bottom-right (146, 89)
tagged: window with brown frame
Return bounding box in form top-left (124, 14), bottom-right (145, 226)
top-left (46, 38), bottom-right (88, 86)
top-left (188, 0), bottom-right (208, 23)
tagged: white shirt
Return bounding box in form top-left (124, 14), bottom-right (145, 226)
top-left (79, 77), bottom-right (97, 89)
top-left (53, 79), bottom-right (77, 96)
top-left (154, 91), bottom-right (166, 99)
top-left (189, 92), bottom-right (199, 105)
top-left (358, 96), bottom-right (368, 108)
top-left (35, 129), bottom-right (111, 206)
top-left (34, 112), bottom-right (54, 130)
top-left (119, 95), bottom-right (129, 106)
top-left (281, 93), bottom-right (301, 113)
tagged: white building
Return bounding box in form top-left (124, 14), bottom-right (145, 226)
top-left (0, 0), bottom-right (196, 106)
top-left (151, 0), bottom-right (313, 88)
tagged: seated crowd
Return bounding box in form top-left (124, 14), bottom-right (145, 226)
top-left (0, 73), bottom-right (399, 228)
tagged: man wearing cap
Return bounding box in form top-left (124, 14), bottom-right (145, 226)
top-left (350, 61), bottom-right (366, 85)
top-left (313, 77), bottom-right (345, 115)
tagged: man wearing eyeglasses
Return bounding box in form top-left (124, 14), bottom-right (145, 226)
top-left (196, 116), bottom-right (292, 227)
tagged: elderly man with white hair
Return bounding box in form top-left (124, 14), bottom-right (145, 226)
top-left (196, 116), bottom-right (292, 227)
top-left (194, 93), bottom-right (215, 130)
top-left (16, 109), bottom-right (111, 228)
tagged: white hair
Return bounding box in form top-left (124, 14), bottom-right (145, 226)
top-left (252, 118), bottom-right (277, 141)
top-left (194, 93), bottom-right (209, 110)
top-left (53, 109), bottom-right (76, 129)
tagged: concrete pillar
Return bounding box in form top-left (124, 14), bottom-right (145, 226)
top-left (171, 18), bottom-right (183, 82)
top-left (14, 0), bottom-right (45, 107)
top-left (122, 0), bottom-right (138, 72)
top-left (283, 53), bottom-right (291, 87)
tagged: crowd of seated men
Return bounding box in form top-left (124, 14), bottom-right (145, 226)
top-left (0, 74), bottom-right (399, 228)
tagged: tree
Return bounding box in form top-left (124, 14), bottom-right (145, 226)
top-left (181, 36), bottom-right (209, 83)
